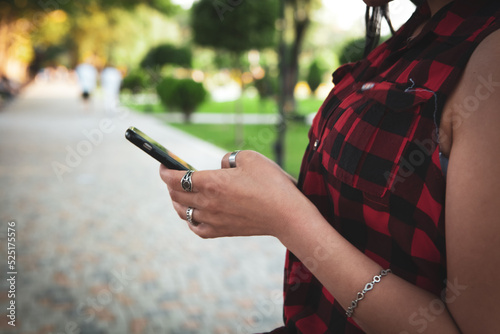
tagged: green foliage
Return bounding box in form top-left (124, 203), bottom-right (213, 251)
top-left (155, 77), bottom-right (178, 108)
top-left (156, 77), bottom-right (207, 122)
top-left (0, 0), bottom-right (178, 74)
top-left (121, 69), bottom-right (150, 94)
top-left (0, 1), bottom-right (44, 21)
top-left (306, 60), bottom-right (323, 94)
top-left (146, 0), bottom-right (178, 15)
top-left (254, 73), bottom-right (278, 100)
top-left (338, 35), bottom-right (392, 65)
top-left (1, 0), bottom-right (177, 20)
top-left (191, 0), bottom-right (278, 54)
top-left (64, 4), bottom-right (183, 68)
top-left (140, 44), bottom-right (192, 69)
top-left (39, 44), bottom-right (70, 67)
top-left (338, 37), bottom-right (366, 65)
top-left (54, 0), bottom-right (177, 16)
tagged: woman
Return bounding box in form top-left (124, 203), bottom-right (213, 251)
top-left (160, 0), bottom-right (500, 332)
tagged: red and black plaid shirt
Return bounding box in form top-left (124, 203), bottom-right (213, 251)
top-left (270, 1), bottom-right (500, 333)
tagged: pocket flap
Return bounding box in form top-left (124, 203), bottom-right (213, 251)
top-left (360, 81), bottom-right (435, 111)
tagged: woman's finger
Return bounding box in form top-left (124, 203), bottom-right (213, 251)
top-left (221, 152), bottom-right (231, 169)
top-left (172, 201), bottom-right (203, 226)
top-left (171, 200), bottom-right (186, 221)
top-left (172, 201), bottom-right (222, 238)
top-left (221, 150), bottom-right (244, 169)
top-left (159, 164), bottom-right (201, 193)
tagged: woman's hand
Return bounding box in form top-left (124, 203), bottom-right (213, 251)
top-left (159, 150), bottom-right (316, 240)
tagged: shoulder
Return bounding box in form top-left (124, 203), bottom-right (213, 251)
top-left (439, 28), bottom-right (500, 156)
top-left (444, 27), bottom-right (500, 181)
top-left (455, 28), bottom-right (500, 134)
top-left (443, 28), bottom-right (500, 142)
top-left (467, 28), bottom-right (500, 78)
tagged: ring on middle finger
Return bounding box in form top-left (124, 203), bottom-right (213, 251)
top-left (181, 170), bottom-right (194, 192)
top-left (228, 150), bottom-right (241, 168)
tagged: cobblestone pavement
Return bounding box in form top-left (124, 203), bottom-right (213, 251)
top-left (0, 80), bottom-right (286, 334)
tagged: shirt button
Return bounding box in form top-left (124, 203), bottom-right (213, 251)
top-left (313, 139), bottom-right (319, 151)
top-left (361, 82), bottom-right (375, 91)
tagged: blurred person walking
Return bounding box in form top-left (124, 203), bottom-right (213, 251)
top-left (101, 65), bottom-right (122, 113)
top-left (75, 62), bottom-right (97, 110)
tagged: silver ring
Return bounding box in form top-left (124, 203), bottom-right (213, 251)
top-left (186, 207), bottom-right (199, 226)
top-left (228, 150), bottom-right (241, 168)
top-left (181, 170), bottom-right (194, 192)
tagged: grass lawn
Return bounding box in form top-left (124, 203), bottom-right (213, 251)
top-left (124, 96), bottom-right (323, 116)
top-left (170, 121), bottom-right (311, 178)
top-left (198, 98), bottom-right (277, 114)
top-left (198, 97), bottom-right (322, 116)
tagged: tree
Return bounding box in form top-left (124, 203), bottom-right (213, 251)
top-left (191, 0), bottom-right (279, 145)
top-left (279, 0), bottom-right (316, 114)
top-left (191, 0), bottom-right (278, 54)
top-left (0, 1), bottom-right (49, 79)
top-left (274, 0), bottom-right (318, 167)
top-left (0, 0), bottom-right (177, 80)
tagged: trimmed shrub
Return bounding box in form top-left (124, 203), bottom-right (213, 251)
top-left (307, 60), bottom-right (323, 94)
top-left (140, 44), bottom-right (192, 69)
top-left (156, 77), bottom-right (207, 122)
top-left (155, 77), bottom-right (178, 109)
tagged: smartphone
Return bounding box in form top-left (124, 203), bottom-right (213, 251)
top-left (125, 126), bottom-right (196, 171)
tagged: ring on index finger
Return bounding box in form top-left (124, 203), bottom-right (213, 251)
top-left (181, 170), bottom-right (194, 192)
top-left (228, 150), bottom-right (241, 168)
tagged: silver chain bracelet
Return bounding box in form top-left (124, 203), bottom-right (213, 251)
top-left (346, 269), bottom-right (392, 318)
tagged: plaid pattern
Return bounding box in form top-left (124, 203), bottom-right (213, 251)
top-left (270, 1), bottom-right (500, 333)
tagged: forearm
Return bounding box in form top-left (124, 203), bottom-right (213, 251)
top-left (278, 207), bottom-right (461, 333)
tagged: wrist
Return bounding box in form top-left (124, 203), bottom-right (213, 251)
top-left (275, 197), bottom-right (328, 251)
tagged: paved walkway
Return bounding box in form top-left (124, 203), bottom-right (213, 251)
top-left (0, 80), bottom-right (286, 334)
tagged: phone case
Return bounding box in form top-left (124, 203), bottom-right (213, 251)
top-left (125, 127), bottom-right (195, 171)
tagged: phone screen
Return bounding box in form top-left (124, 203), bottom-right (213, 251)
top-left (125, 126), bottom-right (195, 171)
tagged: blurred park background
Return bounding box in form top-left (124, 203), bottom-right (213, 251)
top-left (0, 0), bottom-right (416, 175)
top-left (0, 0), bottom-right (416, 333)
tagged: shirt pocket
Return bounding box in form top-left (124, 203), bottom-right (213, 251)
top-left (320, 81), bottom-right (435, 198)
